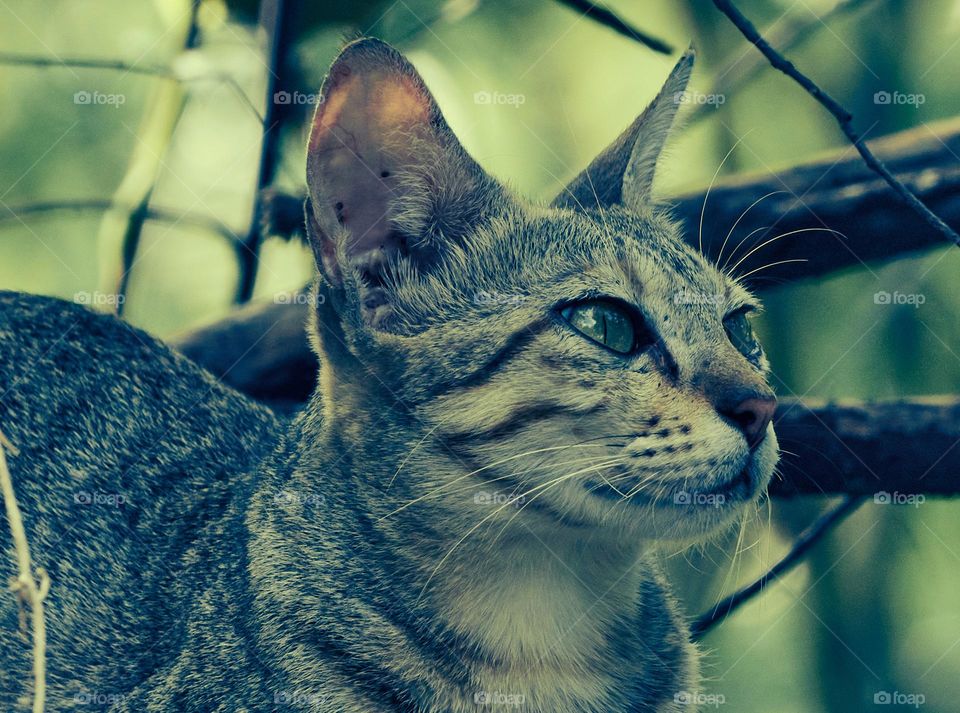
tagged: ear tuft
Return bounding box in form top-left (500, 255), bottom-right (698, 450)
top-left (553, 47), bottom-right (695, 212)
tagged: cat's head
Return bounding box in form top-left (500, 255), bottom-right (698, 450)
top-left (303, 38), bottom-right (778, 543)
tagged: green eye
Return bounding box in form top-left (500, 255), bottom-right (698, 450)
top-left (560, 300), bottom-right (641, 355)
top-left (724, 309), bottom-right (762, 362)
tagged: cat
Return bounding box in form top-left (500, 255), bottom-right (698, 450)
top-left (0, 38), bottom-right (778, 712)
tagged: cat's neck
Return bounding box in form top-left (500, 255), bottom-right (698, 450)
top-left (249, 402), bottom-right (666, 710)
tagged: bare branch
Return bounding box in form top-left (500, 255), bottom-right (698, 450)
top-left (711, 0), bottom-right (960, 248)
top-left (689, 0), bottom-right (880, 125)
top-left (235, 0), bottom-right (294, 304)
top-left (554, 0), bottom-right (673, 54)
top-left (691, 496), bottom-right (863, 638)
top-left (1, 429), bottom-right (49, 713)
top-left (0, 200), bottom-right (239, 243)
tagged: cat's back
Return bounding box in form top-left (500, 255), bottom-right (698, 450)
top-left (0, 291), bottom-right (281, 708)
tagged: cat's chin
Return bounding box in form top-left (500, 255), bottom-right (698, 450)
top-left (578, 442), bottom-right (777, 543)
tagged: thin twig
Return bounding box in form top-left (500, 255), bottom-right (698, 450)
top-left (0, 200), bottom-right (239, 243)
top-left (711, 0), bottom-right (960, 248)
top-left (554, 0), bottom-right (674, 54)
top-left (690, 0), bottom-right (880, 125)
top-left (235, 0), bottom-right (292, 304)
top-left (0, 53), bottom-right (263, 123)
top-left (116, 1), bottom-right (203, 315)
top-left (1, 428), bottom-right (49, 713)
top-left (691, 496), bottom-right (864, 637)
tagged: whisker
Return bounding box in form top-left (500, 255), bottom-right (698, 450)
top-left (378, 439), bottom-right (628, 521)
top-left (727, 227), bottom-right (844, 276)
top-left (416, 457), bottom-right (629, 601)
top-left (715, 190), bottom-right (787, 268)
top-left (735, 258), bottom-right (808, 281)
top-left (699, 131), bottom-right (753, 255)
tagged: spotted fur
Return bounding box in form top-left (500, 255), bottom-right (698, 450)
top-left (1, 38), bottom-right (777, 712)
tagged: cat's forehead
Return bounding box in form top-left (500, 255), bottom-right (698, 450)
top-left (493, 205), bottom-right (737, 307)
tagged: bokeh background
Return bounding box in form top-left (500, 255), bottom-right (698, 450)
top-left (1, 0), bottom-right (959, 710)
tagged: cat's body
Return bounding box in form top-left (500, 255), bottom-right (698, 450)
top-left (1, 39), bottom-right (778, 711)
top-left (0, 292), bottom-right (693, 712)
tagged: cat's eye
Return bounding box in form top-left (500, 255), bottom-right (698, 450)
top-left (724, 309), bottom-right (763, 362)
top-left (559, 300), bottom-right (646, 355)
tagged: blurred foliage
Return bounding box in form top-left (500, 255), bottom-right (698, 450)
top-left (1, 0), bottom-right (959, 710)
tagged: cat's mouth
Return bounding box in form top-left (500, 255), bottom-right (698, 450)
top-left (584, 465), bottom-right (757, 508)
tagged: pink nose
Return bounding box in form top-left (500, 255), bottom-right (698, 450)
top-left (722, 396), bottom-right (776, 449)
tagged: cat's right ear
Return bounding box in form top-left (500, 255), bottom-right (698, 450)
top-left (552, 49), bottom-right (694, 212)
top-left (305, 38), bottom-right (502, 330)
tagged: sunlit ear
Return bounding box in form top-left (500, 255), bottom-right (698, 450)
top-left (553, 49), bottom-right (694, 212)
top-left (306, 37), bottom-right (501, 329)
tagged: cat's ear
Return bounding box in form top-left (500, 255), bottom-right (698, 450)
top-left (552, 49), bottom-right (694, 212)
top-left (305, 38), bottom-right (501, 329)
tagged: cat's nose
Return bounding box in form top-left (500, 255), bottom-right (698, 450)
top-left (721, 395), bottom-right (776, 449)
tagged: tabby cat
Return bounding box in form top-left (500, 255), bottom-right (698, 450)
top-left (0, 38), bottom-right (778, 712)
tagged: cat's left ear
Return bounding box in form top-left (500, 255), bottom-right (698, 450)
top-left (553, 49), bottom-right (694, 212)
top-left (305, 38), bottom-right (502, 329)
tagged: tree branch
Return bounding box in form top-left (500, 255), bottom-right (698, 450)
top-left (711, 0), bottom-right (960, 248)
top-left (554, 0), bottom-right (674, 54)
top-left (691, 495), bottom-right (864, 638)
top-left (689, 0), bottom-right (880, 125)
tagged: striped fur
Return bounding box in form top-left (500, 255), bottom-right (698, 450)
top-left (0, 38), bottom-right (777, 712)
